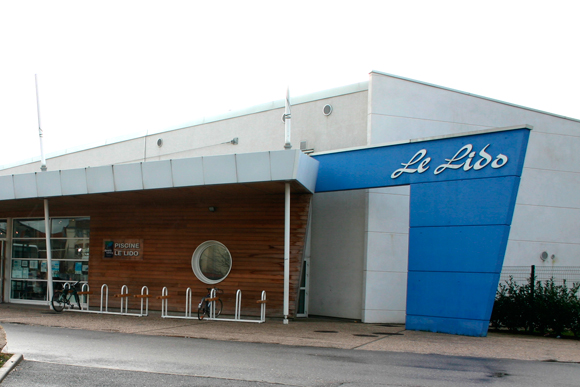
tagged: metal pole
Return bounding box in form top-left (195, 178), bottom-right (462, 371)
top-left (35, 74), bottom-right (47, 172)
top-left (529, 264), bottom-right (535, 333)
top-left (284, 88), bottom-right (292, 150)
top-left (283, 182), bottom-right (291, 324)
top-left (44, 199), bottom-right (54, 308)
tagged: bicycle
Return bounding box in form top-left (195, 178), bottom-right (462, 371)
top-left (197, 287), bottom-right (223, 320)
top-left (51, 281), bottom-right (82, 312)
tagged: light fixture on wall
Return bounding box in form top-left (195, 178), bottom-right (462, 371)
top-left (157, 138), bottom-right (163, 147)
top-left (208, 206), bottom-right (216, 212)
top-left (540, 251), bottom-right (548, 261)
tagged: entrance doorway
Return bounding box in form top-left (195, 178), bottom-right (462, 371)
top-left (297, 258), bottom-right (309, 317)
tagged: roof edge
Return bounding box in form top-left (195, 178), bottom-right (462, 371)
top-left (0, 81), bottom-right (368, 171)
top-left (370, 70), bottom-right (580, 124)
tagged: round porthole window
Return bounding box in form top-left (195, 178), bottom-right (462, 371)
top-left (322, 104), bottom-right (333, 116)
top-left (191, 241), bottom-right (232, 284)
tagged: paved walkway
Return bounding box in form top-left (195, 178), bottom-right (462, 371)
top-left (1, 303), bottom-right (579, 363)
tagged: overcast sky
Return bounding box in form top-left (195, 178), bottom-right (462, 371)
top-left (1, 0), bottom-right (578, 168)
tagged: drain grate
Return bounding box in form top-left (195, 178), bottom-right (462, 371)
top-left (353, 334), bottom-right (379, 337)
top-left (314, 330), bottom-right (338, 333)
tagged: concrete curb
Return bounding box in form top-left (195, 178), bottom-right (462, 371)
top-left (0, 353), bottom-right (23, 383)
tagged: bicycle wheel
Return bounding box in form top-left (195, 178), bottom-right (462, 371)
top-left (51, 291), bottom-right (65, 312)
top-left (210, 299), bottom-right (223, 317)
top-left (197, 300), bottom-right (207, 320)
top-left (73, 293), bottom-right (81, 310)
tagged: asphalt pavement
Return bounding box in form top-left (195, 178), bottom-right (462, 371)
top-left (3, 323), bottom-right (580, 387)
top-left (1, 303), bottom-right (579, 363)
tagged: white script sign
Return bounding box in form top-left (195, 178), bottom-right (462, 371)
top-left (391, 144), bottom-right (508, 179)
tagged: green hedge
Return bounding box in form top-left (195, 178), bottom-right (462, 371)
top-left (491, 276), bottom-right (580, 337)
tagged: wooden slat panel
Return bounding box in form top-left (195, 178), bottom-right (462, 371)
top-left (88, 191), bottom-right (309, 317)
top-left (0, 186), bottom-right (311, 317)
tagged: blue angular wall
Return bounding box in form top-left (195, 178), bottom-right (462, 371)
top-left (313, 127), bottom-right (530, 336)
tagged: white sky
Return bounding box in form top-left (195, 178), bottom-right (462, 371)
top-left (1, 0), bottom-right (578, 168)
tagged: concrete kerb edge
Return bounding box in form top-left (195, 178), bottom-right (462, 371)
top-left (0, 353), bottom-right (23, 383)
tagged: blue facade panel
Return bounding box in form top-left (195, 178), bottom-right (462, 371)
top-left (315, 128), bottom-right (530, 192)
top-left (405, 315), bottom-right (490, 337)
top-left (410, 177), bottom-right (520, 227)
top-left (408, 225), bottom-right (510, 273)
top-left (312, 127), bottom-right (531, 337)
top-left (406, 271), bottom-right (499, 321)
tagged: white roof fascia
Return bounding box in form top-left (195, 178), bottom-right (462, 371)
top-left (0, 150), bottom-right (319, 202)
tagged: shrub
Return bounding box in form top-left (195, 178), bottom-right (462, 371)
top-left (492, 275), bottom-right (580, 337)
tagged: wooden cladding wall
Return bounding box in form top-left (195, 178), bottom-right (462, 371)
top-left (90, 190), bottom-right (310, 317)
top-left (0, 186), bottom-right (312, 317)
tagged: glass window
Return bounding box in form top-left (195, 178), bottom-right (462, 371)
top-left (51, 239), bottom-right (90, 260)
top-left (0, 220), bottom-right (7, 238)
top-left (10, 217), bottom-right (90, 302)
top-left (192, 241), bottom-right (232, 284)
top-left (13, 219), bottom-right (46, 238)
top-left (11, 280), bottom-right (47, 301)
top-left (12, 240), bottom-right (48, 259)
top-left (51, 217), bottom-right (90, 238)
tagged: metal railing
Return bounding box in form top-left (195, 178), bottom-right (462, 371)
top-left (499, 266), bottom-right (580, 288)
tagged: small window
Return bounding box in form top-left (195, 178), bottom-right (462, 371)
top-left (191, 241), bottom-right (232, 284)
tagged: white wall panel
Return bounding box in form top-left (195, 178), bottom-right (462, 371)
top-left (524, 132), bottom-right (580, 173)
top-left (367, 190), bottom-right (410, 234)
top-left (517, 168), bottom-right (580, 208)
top-left (362, 271), bottom-right (407, 324)
top-left (509, 205), bottom-right (580, 245)
top-left (365, 232), bottom-right (409, 273)
top-left (362, 186), bottom-right (410, 323)
top-left (309, 190), bottom-right (366, 319)
top-left (504, 239), bottom-right (580, 266)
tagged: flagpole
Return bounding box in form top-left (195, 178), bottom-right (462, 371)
top-left (284, 87), bottom-right (291, 150)
top-left (35, 74), bottom-right (54, 308)
top-left (35, 74), bottom-right (47, 172)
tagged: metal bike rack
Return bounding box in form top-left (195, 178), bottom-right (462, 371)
top-left (185, 287), bottom-right (193, 318)
top-left (159, 287), bottom-right (195, 320)
top-left (160, 287), bottom-right (266, 323)
top-left (159, 287), bottom-right (169, 317)
top-left (65, 284), bottom-right (149, 317)
top-left (100, 284), bottom-right (109, 313)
